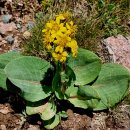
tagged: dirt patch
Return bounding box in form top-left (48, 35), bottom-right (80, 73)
top-left (0, 88), bottom-right (130, 130)
top-left (0, 112), bottom-right (21, 130)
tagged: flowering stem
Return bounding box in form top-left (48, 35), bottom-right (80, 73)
top-left (61, 62), bottom-right (66, 72)
top-left (61, 62), bottom-right (67, 94)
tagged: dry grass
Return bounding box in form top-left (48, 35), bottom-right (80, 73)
top-left (22, 0), bottom-right (130, 55)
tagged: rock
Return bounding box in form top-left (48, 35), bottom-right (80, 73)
top-left (1, 40), bottom-right (7, 44)
top-left (16, 23), bottom-right (22, 30)
top-left (126, 36), bottom-right (130, 44)
top-left (0, 22), bottom-right (17, 36)
top-left (1, 14), bottom-right (12, 23)
top-left (102, 35), bottom-right (130, 71)
top-left (0, 36), bottom-right (5, 46)
top-left (0, 104), bottom-right (13, 114)
top-left (0, 35), bottom-right (2, 42)
top-left (15, 20), bottom-right (22, 30)
top-left (23, 31), bottom-right (31, 39)
top-left (22, 15), bottom-right (32, 24)
top-left (0, 125), bottom-right (6, 130)
top-left (27, 125), bottom-right (40, 130)
top-left (21, 26), bottom-right (27, 32)
top-left (10, 36), bottom-right (20, 50)
top-left (5, 35), bottom-right (14, 44)
top-left (91, 112), bottom-right (107, 130)
top-left (26, 21), bottom-right (35, 30)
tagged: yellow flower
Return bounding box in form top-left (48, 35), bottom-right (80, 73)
top-left (43, 31), bottom-right (54, 50)
top-left (54, 33), bottom-right (71, 47)
top-left (60, 11), bottom-right (71, 19)
top-left (44, 20), bottom-right (67, 39)
top-left (46, 44), bottom-right (52, 50)
top-left (56, 15), bottom-right (65, 24)
top-left (66, 21), bottom-right (77, 36)
top-left (55, 46), bottom-right (63, 53)
top-left (42, 29), bottom-right (47, 33)
top-left (42, 12), bottom-right (78, 62)
top-left (50, 21), bottom-right (66, 32)
top-left (56, 11), bottom-right (71, 23)
top-left (52, 51), bottom-right (68, 62)
top-left (67, 39), bottom-right (78, 57)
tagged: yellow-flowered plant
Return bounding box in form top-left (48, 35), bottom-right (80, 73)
top-left (42, 12), bottom-right (78, 62)
top-left (1, 12), bottom-right (129, 130)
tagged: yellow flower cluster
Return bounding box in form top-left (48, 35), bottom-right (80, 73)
top-left (42, 12), bottom-right (78, 62)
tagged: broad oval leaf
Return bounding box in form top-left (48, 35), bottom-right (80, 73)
top-left (67, 48), bottom-right (101, 85)
top-left (4, 56), bottom-right (52, 102)
top-left (92, 63), bottom-right (130, 110)
top-left (0, 51), bottom-right (22, 90)
top-left (66, 64), bottom-right (130, 110)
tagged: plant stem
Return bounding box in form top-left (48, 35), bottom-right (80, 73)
top-left (61, 62), bottom-right (67, 94)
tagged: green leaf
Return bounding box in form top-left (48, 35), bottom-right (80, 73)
top-left (0, 69), bottom-right (7, 90)
top-left (5, 56), bottom-right (52, 102)
top-left (53, 72), bottom-right (64, 99)
top-left (67, 48), bottom-right (101, 85)
top-left (52, 63), bottom-right (64, 99)
top-left (44, 114), bottom-right (60, 129)
top-left (66, 86), bottom-right (99, 109)
top-left (0, 51), bottom-right (21, 90)
top-left (26, 101), bottom-right (48, 115)
top-left (65, 65), bottom-right (76, 86)
top-left (66, 63), bottom-right (129, 110)
top-left (40, 101), bottom-right (56, 121)
top-left (92, 63), bottom-right (130, 110)
top-left (0, 51), bottom-right (21, 69)
top-left (58, 111), bottom-right (68, 118)
top-left (69, 98), bottom-right (99, 109)
top-left (78, 85), bottom-right (100, 99)
top-left (66, 63), bottom-right (129, 111)
top-left (65, 85), bottom-right (78, 98)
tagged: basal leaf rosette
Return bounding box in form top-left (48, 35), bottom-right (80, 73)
top-left (42, 12), bottom-right (78, 63)
top-left (66, 63), bottom-right (130, 110)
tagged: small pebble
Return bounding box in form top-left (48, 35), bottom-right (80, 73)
top-left (0, 125), bottom-right (6, 130)
top-left (27, 125), bottom-right (40, 130)
top-left (0, 35), bottom-right (2, 42)
top-left (26, 21), bottom-right (35, 30)
top-left (23, 31), bottom-right (31, 39)
top-left (2, 40), bottom-right (7, 44)
top-left (5, 35), bottom-right (14, 44)
top-left (0, 22), bottom-right (17, 36)
top-left (16, 23), bottom-right (22, 30)
top-left (1, 14), bottom-right (12, 23)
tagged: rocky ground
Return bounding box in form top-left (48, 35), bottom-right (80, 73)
top-left (0, 0), bottom-right (38, 53)
top-left (0, 0), bottom-right (130, 130)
